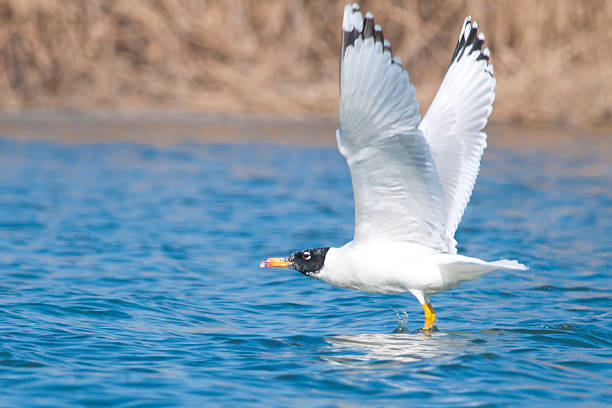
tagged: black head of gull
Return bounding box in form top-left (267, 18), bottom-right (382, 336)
top-left (260, 247), bottom-right (329, 276)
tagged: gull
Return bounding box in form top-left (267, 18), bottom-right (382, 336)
top-left (261, 3), bottom-right (526, 330)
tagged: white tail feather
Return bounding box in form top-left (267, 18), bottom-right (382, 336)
top-left (438, 255), bottom-right (527, 286)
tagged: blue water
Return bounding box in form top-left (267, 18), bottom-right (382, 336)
top-left (0, 136), bottom-right (610, 407)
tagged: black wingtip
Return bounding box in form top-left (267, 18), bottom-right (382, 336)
top-left (341, 8), bottom-right (389, 60)
top-left (473, 36), bottom-right (484, 52)
top-left (466, 25), bottom-right (477, 46)
top-left (476, 53), bottom-right (489, 62)
top-left (383, 39), bottom-right (391, 54)
top-left (363, 14), bottom-right (374, 39)
top-left (374, 24), bottom-right (383, 43)
top-left (448, 18), bottom-right (493, 76)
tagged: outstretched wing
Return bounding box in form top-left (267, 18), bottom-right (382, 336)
top-left (338, 4), bottom-right (448, 251)
top-left (419, 17), bottom-right (496, 251)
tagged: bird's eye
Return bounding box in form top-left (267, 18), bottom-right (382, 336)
top-left (302, 251), bottom-right (311, 260)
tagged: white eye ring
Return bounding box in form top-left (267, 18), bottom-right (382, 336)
top-left (303, 252), bottom-right (311, 260)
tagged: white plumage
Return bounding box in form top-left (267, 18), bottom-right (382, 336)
top-left (419, 22), bottom-right (496, 251)
top-left (332, 4), bottom-right (526, 320)
top-left (262, 3), bottom-right (526, 330)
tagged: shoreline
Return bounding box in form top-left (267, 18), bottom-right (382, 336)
top-left (0, 110), bottom-right (337, 147)
top-left (0, 110), bottom-right (610, 150)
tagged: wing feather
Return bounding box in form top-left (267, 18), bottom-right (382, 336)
top-left (339, 6), bottom-right (448, 251)
top-left (419, 18), bottom-right (496, 251)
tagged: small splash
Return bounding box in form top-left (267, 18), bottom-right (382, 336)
top-left (390, 307), bottom-right (410, 333)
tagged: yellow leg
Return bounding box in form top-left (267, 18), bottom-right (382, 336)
top-left (427, 303), bottom-right (436, 328)
top-left (422, 303), bottom-right (436, 330)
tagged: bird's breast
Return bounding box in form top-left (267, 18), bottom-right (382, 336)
top-left (316, 242), bottom-right (444, 294)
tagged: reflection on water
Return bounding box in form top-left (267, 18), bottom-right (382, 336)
top-left (323, 332), bottom-right (468, 365)
top-left (323, 310), bottom-right (469, 365)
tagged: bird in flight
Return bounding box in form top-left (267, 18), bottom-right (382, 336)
top-left (261, 3), bottom-right (526, 330)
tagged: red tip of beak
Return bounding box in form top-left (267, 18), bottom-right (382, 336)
top-left (260, 257), bottom-right (292, 268)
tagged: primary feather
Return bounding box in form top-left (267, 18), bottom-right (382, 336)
top-left (419, 17), bottom-right (496, 252)
top-left (339, 7), bottom-right (496, 253)
top-left (339, 4), bottom-right (448, 251)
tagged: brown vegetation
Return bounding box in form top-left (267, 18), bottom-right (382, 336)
top-left (0, 0), bottom-right (610, 128)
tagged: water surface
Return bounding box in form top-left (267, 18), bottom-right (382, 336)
top-left (0, 133), bottom-right (610, 407)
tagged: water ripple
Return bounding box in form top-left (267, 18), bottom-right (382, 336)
top-left (0, 138), bottom-right (610, 406)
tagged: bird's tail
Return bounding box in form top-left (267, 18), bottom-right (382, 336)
top-left (437, 254), bottom-right (527, 286)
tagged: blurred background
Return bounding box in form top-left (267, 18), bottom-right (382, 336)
top-left (0, 0), bottom-right (610, 129)
top-left (1, 2), bottom-right (611, 406)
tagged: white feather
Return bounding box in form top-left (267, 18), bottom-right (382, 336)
top-left (342, 4), bottom-right (353, 31)
top-left (418, 20), bottom-right (496, 252)
top-left (320, 6), bottom-right (526, 310)
top-left (340, 27), bottom-right (447, 250)
top-left (351, 11), bottom-right (363, 32)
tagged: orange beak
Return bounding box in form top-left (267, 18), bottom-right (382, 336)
top-left (260, 257), bottom-right (293, 268)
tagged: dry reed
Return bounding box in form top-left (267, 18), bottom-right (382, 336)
top-left (0, 0), bottom-right (610, 128)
